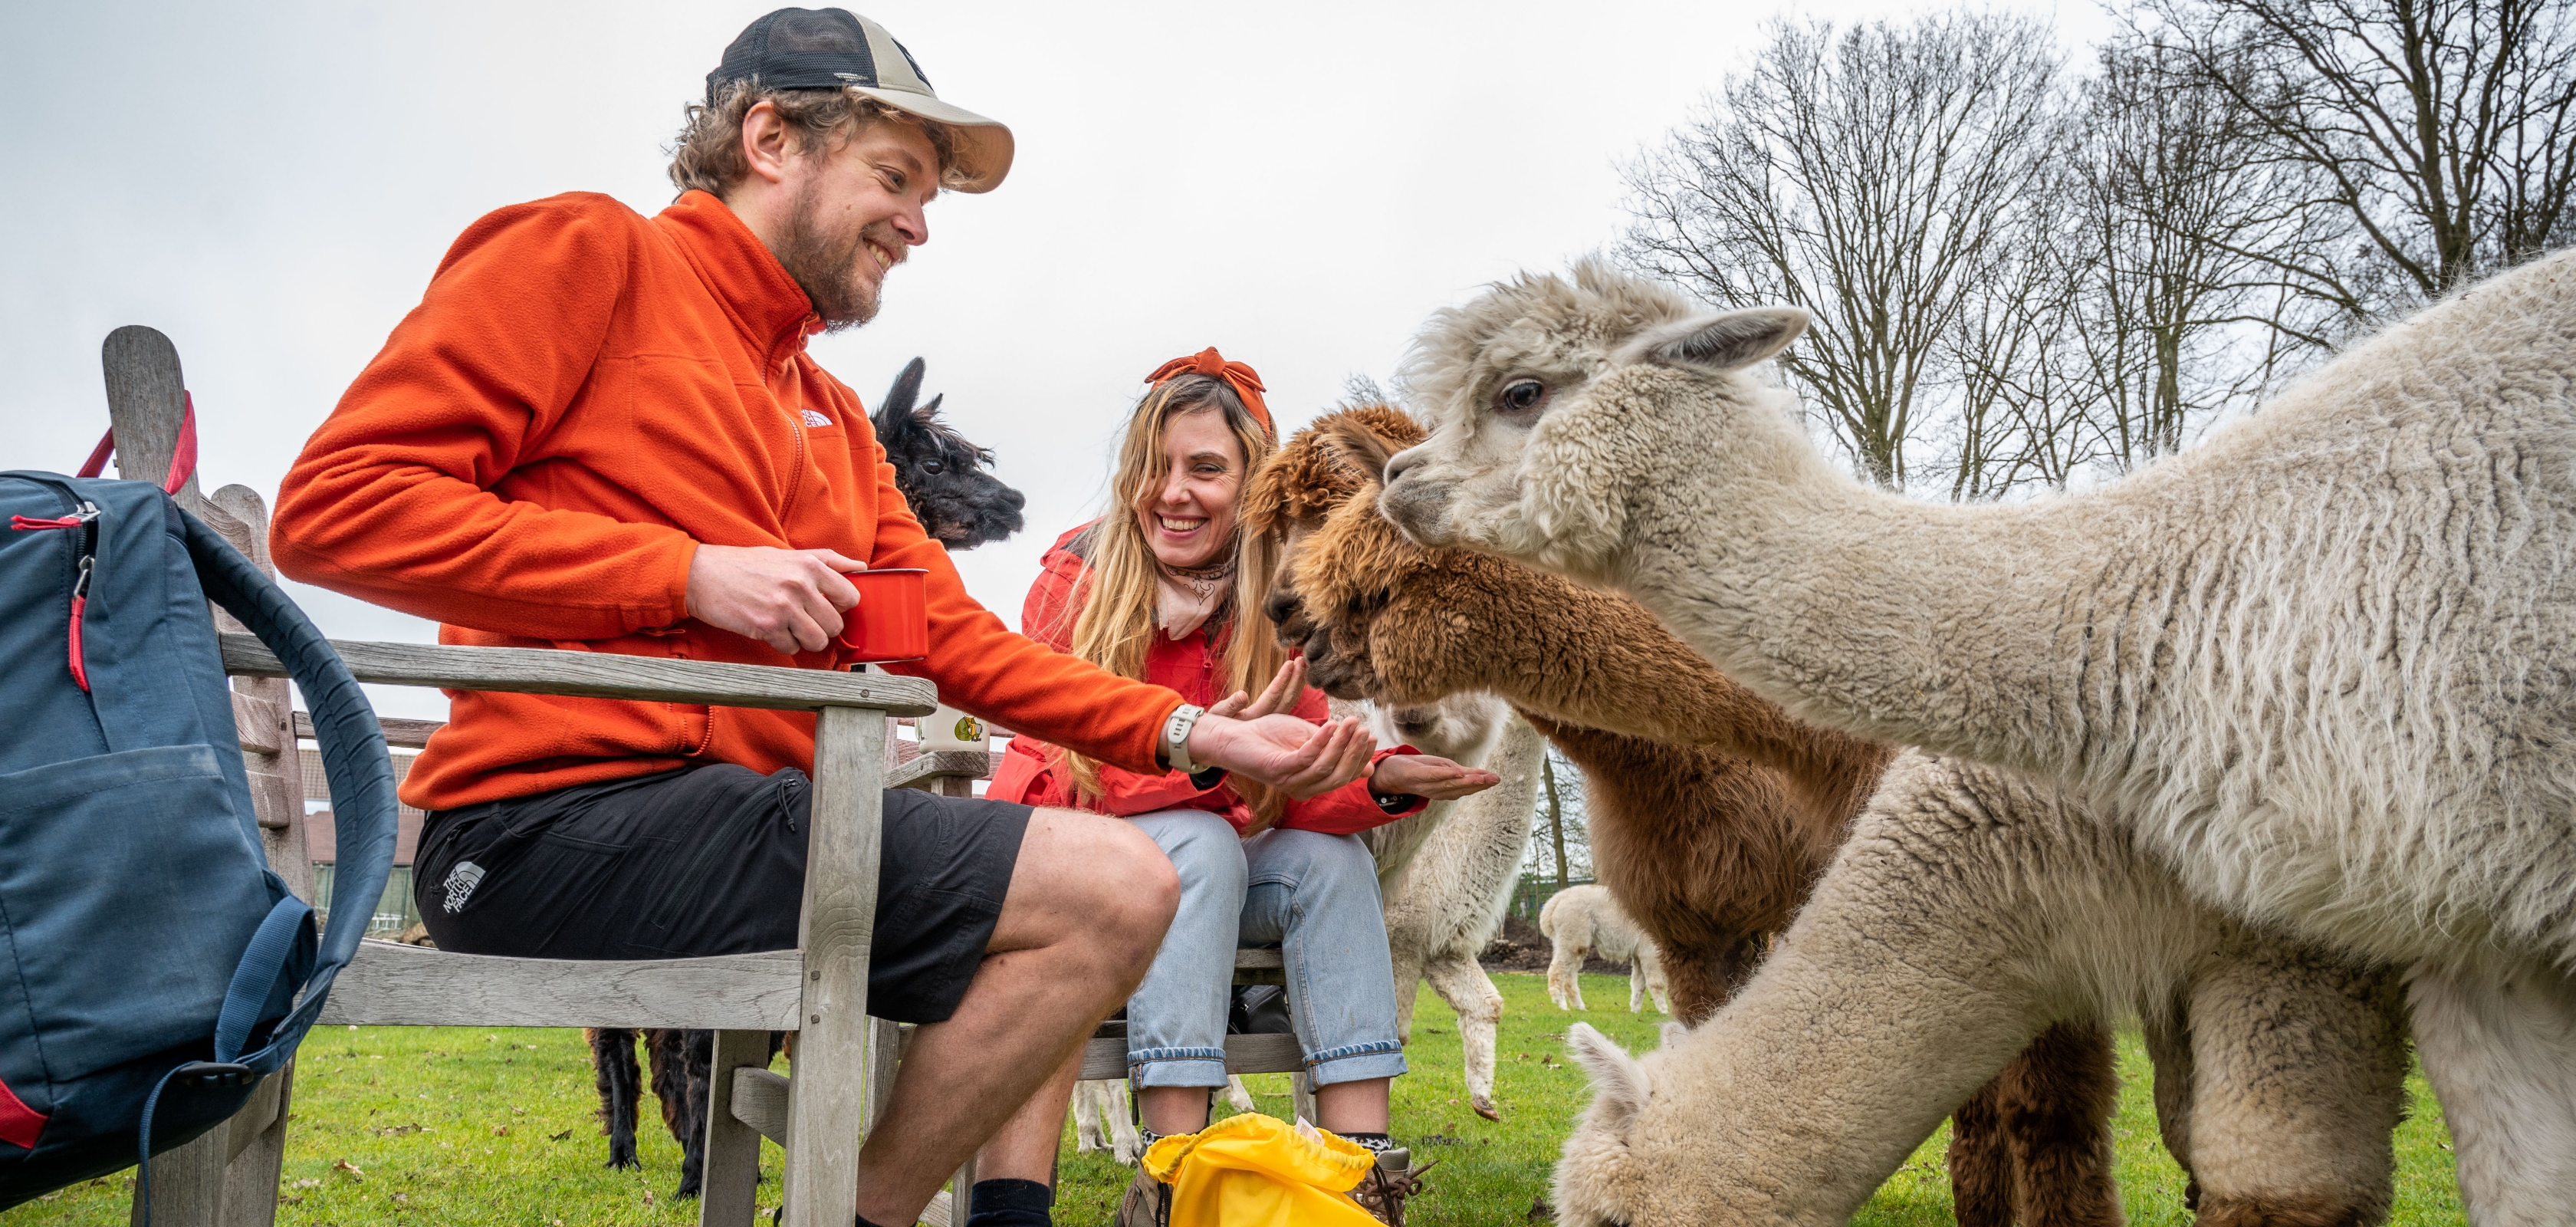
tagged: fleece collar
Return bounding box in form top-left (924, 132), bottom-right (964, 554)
top-left (654, 189), bottom-right (823, 369)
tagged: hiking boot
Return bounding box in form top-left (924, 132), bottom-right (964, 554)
top-left (1349, 1147), bottom-right (1434, 1226)
top-left (1115, 1166), bottom-right (1170, 1227)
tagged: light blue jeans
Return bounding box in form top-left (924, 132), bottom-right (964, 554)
top-left (1124, 809), bottom-right (1408, 1090)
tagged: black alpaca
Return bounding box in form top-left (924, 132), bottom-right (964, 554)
top-left (583, 358), bottom-right (1024, 1196)
top-left (872, 357), bottom-right (1026, 549)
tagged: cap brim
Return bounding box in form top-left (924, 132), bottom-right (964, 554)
top-left (849, 87), bottom-right (1014, 193)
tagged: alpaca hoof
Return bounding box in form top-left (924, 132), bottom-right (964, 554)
top-left (606, 1150), bottom-right (640, 1171)
top-left (1473, 1098), bottom-right (1503, 1122)
top-left (676, 1174), bottom-right (702, 1199)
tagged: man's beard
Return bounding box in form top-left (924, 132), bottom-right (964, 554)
top-left (776, 181), bottom-right (902, 332)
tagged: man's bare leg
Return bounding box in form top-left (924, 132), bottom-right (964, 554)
top-left (852, 808), bottom-right (1178, 1225)
top-left (974, 1045), bottom-right (1085, 1181)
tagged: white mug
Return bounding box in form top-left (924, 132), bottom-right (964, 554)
top-left (920, 703), bottom-right (987, 752)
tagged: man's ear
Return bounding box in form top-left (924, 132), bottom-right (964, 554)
top-left (739, 99), bottom-right (795, 187)
top-left (875, 357), bottom-right (926, 440)
top-left (1617, 307), bottom-right (1808, 372)
top-left (1567, 1023), bottom-right (1651, 1135)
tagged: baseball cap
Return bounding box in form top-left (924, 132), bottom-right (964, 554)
top-left (708, 8), bottom-right (1014, 193)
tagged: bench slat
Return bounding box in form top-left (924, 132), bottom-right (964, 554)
top-left (886, 750), bottom-right (995, 791)
top-left (1074, 1031), bottom-right (1303, 1082)
top-left (317, 942), bottom-right (803, 1030)
top-left (222, 634), bottom-right (937, 716)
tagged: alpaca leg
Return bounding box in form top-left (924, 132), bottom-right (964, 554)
top-left (1073, 1081), bottom-right (1108, 1154)
top-left (1547, 942), bottom-right (1582, 1012)
top-left (2139, 1007), bottom-right (2200, 1211)
top-left (1426, 952), bottom-right (1507, 1120)
top-left (1389, 939), bottom-right (1428, 1044)
top-left (1629, 963), bottom-right (1646, 1013)
top-left (2407, 956), bottom-right (2576, 1227)
top-left (1638, 944), bottom-right (1673, 1015)
top-left (1224, 1074), bottom-right (1258, 1114)
top-left (672, 1029), bottom-right (712, 1199)
top-left (1993, 1020), bottom-right (2124, 1227)
top-left (1109, 1081), bottom-right (1142, 1166)
top-left (1947, 1076), bottom-right (2016, 1227)
top-left (587, 1027), bottom-right (642, 1170)
top-left (2187, 939), bottom-right (2408, 1227)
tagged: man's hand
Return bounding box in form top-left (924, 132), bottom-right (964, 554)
top-left (1188, 712), bottom-right (1375, 800)
top-left (1368, 755), bottom-right (1501, 802)
top-left (685, 544), bottom-right (863, 655)
top-left (1208, 657), bottom-right (1308, 720)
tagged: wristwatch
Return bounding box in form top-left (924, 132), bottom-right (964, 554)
top-left (1162, 703), bottom-right (1208, 774)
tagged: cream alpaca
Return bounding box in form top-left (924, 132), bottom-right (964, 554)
top-left (1372, 701), bottom-right (1549, 1120)
top-left (1539, 884), bottom-right (1674, 1015)
top-left (1381, 254), bottom-right (2576, 1220)
top-left (1553, 754), bottom-right (2408, 1227)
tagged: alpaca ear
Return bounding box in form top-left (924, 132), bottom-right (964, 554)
top-left (1321, 422), bottom-right (1399, 487)
top-left (875, 357), bottom-right (927, 437)
top-left (916, 392), bottom-right (945, 423)
top-left (1658, 1021), bottom-right (1688, 1051)
top-left (1566, 1023), bottom-right (1651, 1133)
top-left (1619, 308), bottom-right (1808, 372)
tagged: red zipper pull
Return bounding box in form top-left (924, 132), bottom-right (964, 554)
top-left (68, 555), bottom-right (93, 692)
top-left (12, 502), bottom-right (102, 531)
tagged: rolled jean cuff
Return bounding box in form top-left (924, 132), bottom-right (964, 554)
top-left (1305, 1041), bottom-right (1407, 1088)
top-left (1129, 1046), bottom-right (1231, 1089)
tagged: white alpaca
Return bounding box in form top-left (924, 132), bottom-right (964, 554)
top-left (1382, 254), bottom-right (2576, 1220)
top-left (1551, 754), bottom-right (2410, 1226)
top-left (1371, 699), bottom-right (1548, 1121)
top-left (1537, 884), bottom-right (1673, 1015)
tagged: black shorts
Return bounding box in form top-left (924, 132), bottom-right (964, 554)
top-left (412, 765), bottom-right (1032, 1025)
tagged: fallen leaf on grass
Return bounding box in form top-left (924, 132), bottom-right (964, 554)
top-left (491, 1124), bottom-right (510, 1137)
top-left (332, 1159), bottom-right (364, 1180)
top-left (549, 1129), bottom-right (573, 1141)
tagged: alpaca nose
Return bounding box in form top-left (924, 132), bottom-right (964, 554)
top-left (1262, 588), bottom-right (1301, 627)
top-left (1382, 446), bottom-right (1419, 485)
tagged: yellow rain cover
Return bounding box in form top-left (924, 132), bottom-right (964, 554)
top-left (1139, 1113), bottom-right (1382, 1227)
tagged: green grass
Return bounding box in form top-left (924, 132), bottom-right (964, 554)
top-left (14, 972), bottom-right (2464, 1225)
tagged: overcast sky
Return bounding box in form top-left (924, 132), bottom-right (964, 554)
top-left (2, 0), bottom-right (2107, 719)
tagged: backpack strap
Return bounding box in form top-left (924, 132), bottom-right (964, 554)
top-left (74, 393), bottom-right (199, 495)
top-left (176, 505), bottom-right (396, 1060)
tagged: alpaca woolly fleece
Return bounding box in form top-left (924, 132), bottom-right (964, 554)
top-left (1382, 252), bottom-right (2576, 1221)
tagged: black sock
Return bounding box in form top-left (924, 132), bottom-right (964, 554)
top-left (965, 1177), bottom-right (1053, 1227)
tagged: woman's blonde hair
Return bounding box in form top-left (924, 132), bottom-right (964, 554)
top-left (1051, 373), bottom-right (1285, 820)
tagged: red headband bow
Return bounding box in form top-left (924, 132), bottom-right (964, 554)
top-left (1145, 347), bottom-right (1273, 439)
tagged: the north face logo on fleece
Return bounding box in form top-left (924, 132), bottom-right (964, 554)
top-left (802, 410), bottom-right (831, 428)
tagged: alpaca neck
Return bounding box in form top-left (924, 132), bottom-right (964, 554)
top-left (1494, 575), bottom-right (1896, 826)
top-left (1610, 408), bottom-right (2104, 776)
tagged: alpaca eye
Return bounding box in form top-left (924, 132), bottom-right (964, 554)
top-left (922, 460), bottom-right (944, 475)
top-left (1495, 379), bottom-right (1546, 416)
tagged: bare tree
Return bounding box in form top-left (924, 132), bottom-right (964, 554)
top-left (2059, 38), bottom-right (2348, 474)
top-left (1622, 12), bottom-right (2064, 489)
top-left (1525, 746), bottom-right (1589, 883)
top-left (2140, 0), bottom-right (2576, 312)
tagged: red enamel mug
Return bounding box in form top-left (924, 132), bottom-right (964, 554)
top-left (835, 567), bottom-right (929, 663)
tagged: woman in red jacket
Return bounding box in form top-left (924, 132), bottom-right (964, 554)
top-left (987, 350), bottom-right (1496, 1225)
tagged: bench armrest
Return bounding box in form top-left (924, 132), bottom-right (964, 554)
top-left (220, 633), bottom-right (937, 715)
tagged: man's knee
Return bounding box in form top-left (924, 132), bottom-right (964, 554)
top-left (1030, 809), bottom-right (1178, 969)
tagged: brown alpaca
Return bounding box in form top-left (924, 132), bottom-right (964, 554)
top-left (1245, 406), bottom-right (2120, 1227)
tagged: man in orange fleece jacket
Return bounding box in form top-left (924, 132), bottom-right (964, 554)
top-left (270, 12), bottom-right (1379, 1227)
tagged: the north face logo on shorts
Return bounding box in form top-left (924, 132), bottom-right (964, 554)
top-left (442, 860), bottom-right (487, 913)
top-left (802, 410), bottom-right (832, 428)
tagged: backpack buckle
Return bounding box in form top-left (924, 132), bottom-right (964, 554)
top-left (176, 1062), bottom-right (257, 1089)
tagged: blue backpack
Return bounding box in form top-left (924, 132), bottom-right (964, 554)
top-left (0, 468), bottom-right (397, 1209)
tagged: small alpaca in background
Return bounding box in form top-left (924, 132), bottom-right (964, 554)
top-left (584, 357), bottom-right (1024, 1197)
top-left (1539, 884), bottom-right (1672, 1015)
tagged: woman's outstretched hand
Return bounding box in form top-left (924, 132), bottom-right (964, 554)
top-left (1369, 755), bottom-right (1501, 801)
top-left (1188, 710), bottom-right (1376, 799)
top-left (1208, 657), bottom-right (1308, 721)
